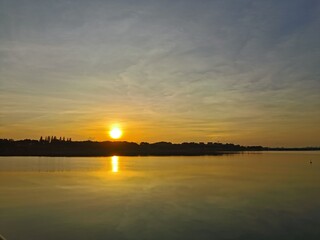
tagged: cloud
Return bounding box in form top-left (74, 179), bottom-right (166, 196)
top-left (1, 0), bottom-right (319, 146)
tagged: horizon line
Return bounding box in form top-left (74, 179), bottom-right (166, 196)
top-left (1, 138), bottom-right (319, 149)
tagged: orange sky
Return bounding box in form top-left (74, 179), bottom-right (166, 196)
top-left (1, 0), bottom-right (320, 147)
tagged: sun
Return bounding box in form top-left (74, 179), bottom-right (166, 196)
top-left (109, 126), bottom-right (122, 139)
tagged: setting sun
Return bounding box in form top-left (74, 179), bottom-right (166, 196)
top-left (109, 126), bottom-right (122, 139)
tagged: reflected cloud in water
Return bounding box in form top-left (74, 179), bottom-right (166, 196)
top-left (1, 153), bottom-right (320, 240)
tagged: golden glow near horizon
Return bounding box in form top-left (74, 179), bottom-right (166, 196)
top-left (111, 156), bottom-right (119, 173)
top-left (109, 126), bottom-right (123, 139)
top-left (1, 1), bottom-right (320, 148)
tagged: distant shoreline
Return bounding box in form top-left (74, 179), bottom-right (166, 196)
top-left (1, 139), bottom-right (319, 157)
top-left (1, 151), bottom-right (319, 157)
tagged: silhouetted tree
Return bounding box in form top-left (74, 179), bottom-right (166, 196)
top-left (1, 138), bottom-right (318, 156)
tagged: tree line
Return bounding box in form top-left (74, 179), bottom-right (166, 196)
top-left (0, 138), bottom-right (318, 156)
top-left (39, 136), bottom-right (72, 143)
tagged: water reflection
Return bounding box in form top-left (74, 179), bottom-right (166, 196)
top-left (111, 156), bottom-right (119, 173)
top-left (1, 153), bottom-right (320, 240)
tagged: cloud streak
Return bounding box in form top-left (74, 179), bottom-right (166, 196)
top-left (1, 0), bottom-right (319, 146)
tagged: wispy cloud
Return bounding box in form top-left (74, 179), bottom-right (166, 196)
top-left (1, 0), bottom-right (319, 146)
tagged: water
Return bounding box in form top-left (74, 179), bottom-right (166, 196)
top-left (0, 152), bottom-right (319, 240)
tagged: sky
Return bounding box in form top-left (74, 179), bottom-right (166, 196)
top-left (0, 0), bottom-right (320, 147)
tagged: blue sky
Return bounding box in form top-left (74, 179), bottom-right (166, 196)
top-left (1, 0), bottom-right (319, 146)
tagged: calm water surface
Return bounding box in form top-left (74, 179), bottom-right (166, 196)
top-left (1, 152), bottom-right (320, 240)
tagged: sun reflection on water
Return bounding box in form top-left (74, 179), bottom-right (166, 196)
top-left (111, 156), bottom-right (119, 173)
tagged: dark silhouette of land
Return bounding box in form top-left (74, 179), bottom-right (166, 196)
top-left (0, 137), bottom-right (319, 156)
